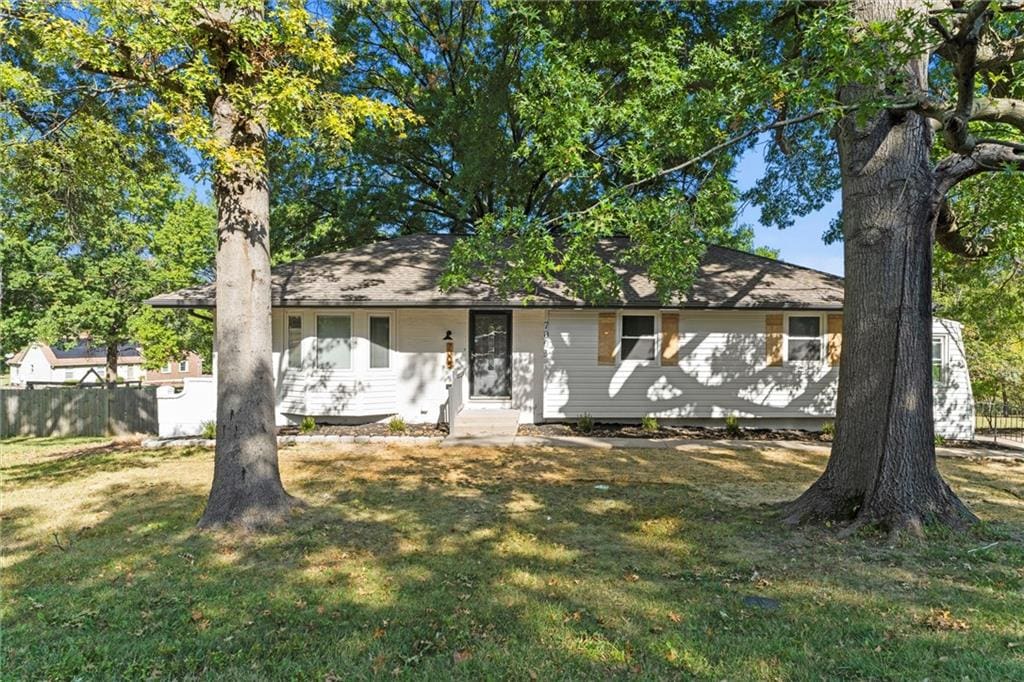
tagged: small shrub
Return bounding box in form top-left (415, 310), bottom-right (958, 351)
top-left (641, 416), bottom-right (659, 433)
top-left (576, 413), bottom-right (594, 434)
top-left (388, 416), bottom-right (407, 434)
top-left (200, 420), bottom-right (216, 440)
top-left (934, 434), bottom-right (947, 447)
top-left (299, 416), bottom-right (317, 434)
top-left (724, 415), bottom-right (741, 438)
top-left (821, 421), bottom-right (836, 438)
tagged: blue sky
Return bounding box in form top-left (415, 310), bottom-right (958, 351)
top-left (733, 145), bottom-right (844, 277)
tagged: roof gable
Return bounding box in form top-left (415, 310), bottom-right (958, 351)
top-left (8, 340), bottom-right (144, 367)
top-left (148, 234), bottom-right (844, 310)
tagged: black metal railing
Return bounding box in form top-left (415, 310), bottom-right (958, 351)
top-left (976, 401), bottom-right (1024, 443)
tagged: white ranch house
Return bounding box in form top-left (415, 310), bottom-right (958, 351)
top-left (150, 234), bottom-right (975, 439)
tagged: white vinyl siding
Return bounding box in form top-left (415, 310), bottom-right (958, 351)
top-left (544, 310), bottom-right (838, 420)
top-left (262, 307), bottom-right (974, 437)
top-left (932, 319), bottom-right (974, 440)
top-left (274, 309), bottom-right (399, 420)
top-left (394, 308), bottom-right (467, 424)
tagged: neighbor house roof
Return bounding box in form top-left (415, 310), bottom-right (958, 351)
top-left (7, 340), bottom-right (145, 367)
top-left (147, 234), bottom-right (845, 310)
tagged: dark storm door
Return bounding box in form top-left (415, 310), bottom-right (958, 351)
top-left (469, 311), bottom-right (512, 398)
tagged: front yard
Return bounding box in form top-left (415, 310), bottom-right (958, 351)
top-left (2, 437), bottom-right (1023, 679)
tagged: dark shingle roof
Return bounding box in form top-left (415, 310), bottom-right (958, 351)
top-left (148, 234), bottom-right (844, 310)
top-left (8, 340), bottom-right (144, 367)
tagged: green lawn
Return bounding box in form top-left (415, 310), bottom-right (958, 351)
top-left (2, 438), bottom-right (1023, 679)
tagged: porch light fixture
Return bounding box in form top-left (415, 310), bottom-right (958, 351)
top-left (443, 330), bottom-right (453, 341)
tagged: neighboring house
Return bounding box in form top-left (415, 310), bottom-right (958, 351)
top-left (144, 354), bottom-right (205, 387)
top-left (7, 339), bottom-right (202, 388)
top-left (149, 234), bottom-right (975, 439)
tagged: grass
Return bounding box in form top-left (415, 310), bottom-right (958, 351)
top-left (2, 438), bottom-right (1023, 680)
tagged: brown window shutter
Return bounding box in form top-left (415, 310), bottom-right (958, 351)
top-left (661, 312), bottom-right (680, 365)
top-left (827, 313), bottom-right (843, 365)
top-left (598, 312), bottom-right (617, 365)
top-left (765, 313), bottom-right (783, 367)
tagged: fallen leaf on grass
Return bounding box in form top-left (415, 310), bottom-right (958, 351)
top-left (925, 609), bottom-right (969, 631)
top-left (190, 609), bottom-right (210, 631)
top-left (453, 650), bottom-right (472, 664)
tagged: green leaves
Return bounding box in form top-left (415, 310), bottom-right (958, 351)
top-left (7, 1), bottom-right (416, 174)
top-left (935, 173), bottom-right (1024, 401)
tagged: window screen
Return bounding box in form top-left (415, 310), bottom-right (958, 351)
top-left (287, 315), bottom-right (302, 369)
top-left (316, 315), bottom-right (352, 369)
top-left (787, 316), bottom-right (821, 361)
top-left (621, 315), bottom-right (656, 361)
top-left (369, 316), bottom-right (390, 368)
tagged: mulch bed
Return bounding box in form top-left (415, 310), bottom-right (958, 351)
top-left (517, 422), bottom-right (833, 442)
top-left (518, 422), bottom-right (1023, 452)
top-left (277, 422), bottom-right (447, 437)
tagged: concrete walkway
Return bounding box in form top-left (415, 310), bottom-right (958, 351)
top-left (447, 408), bottom-right (521, 440)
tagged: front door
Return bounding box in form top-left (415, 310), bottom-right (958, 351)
top-left (469, 311), bottom-right (511, 398)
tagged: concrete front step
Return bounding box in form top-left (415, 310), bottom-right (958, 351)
top-left (449, 408), bottom-right (521, 438)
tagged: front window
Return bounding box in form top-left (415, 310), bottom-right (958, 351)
top-left (316, 315), bottom-right (352, 370)
top-left (161, 362), bottom-right (172, 374)
top-left (621, 315), bottom-right (656, 361)
top-left (64, 369), bottom-right (75, 381)
top-left (287, 315), bottom-right (302, 369)
top-left (369, 316), bottom-right (391, 369)
top-left (178, 359), bottom-right (188, 372)
top-left (787, 316), bottom-right (822, 361)
top-left (932, 336), bottom-right (944, 381)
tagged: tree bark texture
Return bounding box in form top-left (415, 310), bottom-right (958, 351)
top-left (783, 0), bottom-right (976, 535)
top-left (197, 92), bottom-right (297, 529)
top-left (105, 342), bottom-right (119, 386)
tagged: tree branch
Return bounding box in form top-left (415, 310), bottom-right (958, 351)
top-left (969, 96), bottom-right (1024, 132)
top-left (543, 104), bottom-right (857, 227)
top-left (934, 142), bottom-right (1024, 195)
top-left (934, 198), bottom-right (990, 258)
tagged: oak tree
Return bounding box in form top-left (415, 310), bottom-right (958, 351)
top-left (783, 0), bottom-right (1024, 534)
top-left (3, 0), bottom-right (414, 528)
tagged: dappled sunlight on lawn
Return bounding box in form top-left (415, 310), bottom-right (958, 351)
top-left (2, 439), bottom-right (1023, 679)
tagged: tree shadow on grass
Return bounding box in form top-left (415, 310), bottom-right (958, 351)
top-left (3, 447), bottom-right (1023, 680)
top-left (1, 445), bottom-right (207, 488)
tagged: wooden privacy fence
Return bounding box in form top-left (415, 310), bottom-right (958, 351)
top-left (0, 387), bottom-right (158, 437)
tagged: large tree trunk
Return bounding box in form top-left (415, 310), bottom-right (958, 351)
top-left (783, 0), bottom-right (976, 535)
top-left (105, 342), bottom-right (118, 386)
top-left (197, 92), bottom-right (297, 529)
